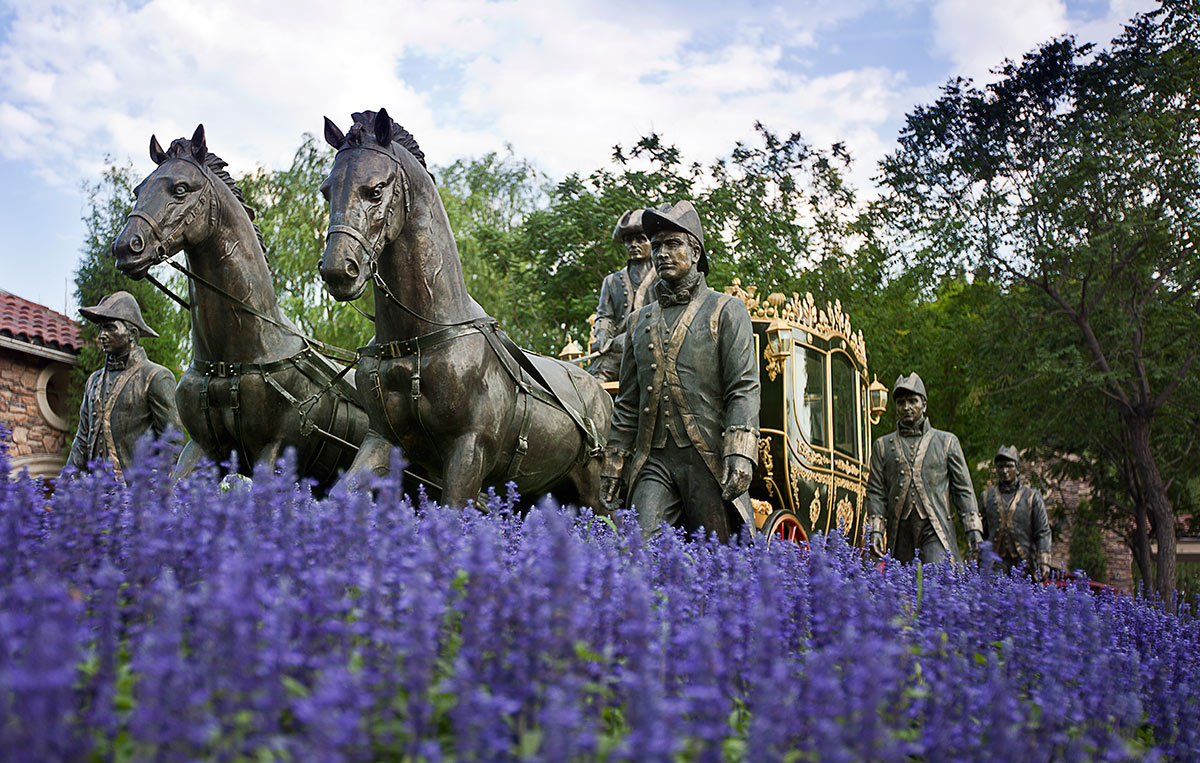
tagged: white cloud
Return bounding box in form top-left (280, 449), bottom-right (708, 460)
top-left (930, 0), bottom-right (1071, 83)
top-left (930, 0), bottom-right (1159, 85)
top-left (0, 0), bottom-right (911, 192)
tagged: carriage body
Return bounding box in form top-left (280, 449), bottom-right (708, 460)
top-left (726, 282), bottom-right (873, 544)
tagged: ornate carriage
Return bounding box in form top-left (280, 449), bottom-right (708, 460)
top-left (724, 280), bottom-right (884, 543)
top-left (569, 278), bottom-right (884, 543)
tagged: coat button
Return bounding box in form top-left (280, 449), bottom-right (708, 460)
top-left (643, 407), bottom-right (650, 414)
top-left (648, 343), bottom-right (654, 349)
top-left (647, 385), bottom-right (653, 391)
top-left (651, 363), bottom-right (657, 370)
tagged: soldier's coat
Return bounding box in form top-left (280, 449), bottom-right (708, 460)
top-left (590, 262), bottom-right (656, 381)
top-left (866, 418), bottom-right (982, 561)
top-left (67, 346), bottom-right (183, 480)
top-left (981, 481), bottom-right (1052, 567)
top-left (607, 278), bottom-right (759, 522)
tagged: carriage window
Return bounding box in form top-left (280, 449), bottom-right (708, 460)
top-left (831, 353), bottom-right (858, 458)
top-left (792, 346), bottom-right (826, 448)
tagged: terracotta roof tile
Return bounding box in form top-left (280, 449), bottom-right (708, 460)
top-left (0, 291), bottom-right (82, 353)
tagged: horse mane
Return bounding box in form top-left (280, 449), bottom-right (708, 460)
top-left (346, 111), bottom-right (435, 181)
top-left (165, 138), bottom-right (267, 254)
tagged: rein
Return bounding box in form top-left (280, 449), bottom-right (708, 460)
top-left (127, 155), bottom-right (358, 364)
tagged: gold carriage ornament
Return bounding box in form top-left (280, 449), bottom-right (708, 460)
top-left (722, 279), bottom-right (875, 546)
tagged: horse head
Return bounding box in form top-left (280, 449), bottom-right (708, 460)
top-left (112, 124), bottom-right (223, 280)
top-left (318, 108), bottom-right (417, 301)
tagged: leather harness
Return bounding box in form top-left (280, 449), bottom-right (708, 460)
top-left (330, 141), bottom-right (605, 478)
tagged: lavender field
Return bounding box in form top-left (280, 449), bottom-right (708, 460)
top-left (1, 437), bottom-right (1197, 762)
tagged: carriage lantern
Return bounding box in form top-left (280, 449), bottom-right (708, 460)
top-left (764, 317), bottom-right (792, 362)
top-left (558, 338), bottom-right (585, 363)
top-left (868, 375), bottom-right (889, 425)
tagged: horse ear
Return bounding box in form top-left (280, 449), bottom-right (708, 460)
top-left (149, 135), bottom-right (167, 165)
top-left (191, 124), bottom-right (207, 161)
top-left (323, 117), bottom-right (345, 149)
top-left (373, 108), bottom-right (392, 147)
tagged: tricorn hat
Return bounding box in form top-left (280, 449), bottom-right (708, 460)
top-left (642, 200), bottom-right (708, 274)
top-left (79, 291), bottom-right (159, 338)
top-left (995, 445), bottom-right (1020, 464)
top-left (893, 372), bottom-right (926, 400)
top-left (611, 208), bottom-right (646, 244)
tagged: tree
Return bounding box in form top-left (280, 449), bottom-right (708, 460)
top-left (485, 126), bottom-right (860, 353)
top-left (434, 149), bottom-right (548, 329)
top-left (877, 3), bottom-right (1200, 601)
top-left (239, 136), bottom-right (374, 354)
top-left (71, 161), bottom-right (190, 426)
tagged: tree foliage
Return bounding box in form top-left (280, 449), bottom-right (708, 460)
top-left (877, 3), bottom-right (1200, 600)
top-left (71, 162), bottom-right (189, 424)
top-left (461, 125), bottom-right (861, 353)
top-left (239, 136), bottom-right (374, 353)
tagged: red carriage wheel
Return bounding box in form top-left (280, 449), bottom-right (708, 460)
top-left (763, 509), bottom-right (807, 545)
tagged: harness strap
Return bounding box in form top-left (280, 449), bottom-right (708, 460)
top-left (370, 368), bottom-right (408, 451)
top-left (229, 371), bottom-right (249, 467)
top-left (358, 318), bottom-right (495, 359)
top-left (169, 259), bottom-right (356, 363)
top-left (479, 325), bottom-right (603, 458)
top-left (327, 223), bottom-right (376, 257)
top-left (504, 389), bottom-right (534, 479)
top-left (200, 374), bottom-right (221, 461)
top-left (127, 209), bottom-right (165, 242)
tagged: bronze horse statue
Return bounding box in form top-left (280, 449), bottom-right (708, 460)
top-left (318, 109), bottom-right (612, 508)
top-left (112, 125), bottom-right (369, 491)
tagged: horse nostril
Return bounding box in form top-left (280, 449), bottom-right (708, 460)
top-left (130, 235), bottom-right (145, 253)
top-left (345, 260), bottom-right (359, 278)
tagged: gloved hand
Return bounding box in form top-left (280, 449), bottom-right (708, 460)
top-left (1038, 556), bottom-right (1053, 581)
top-left (870, 531), bottom-right (886, 558)
top-left (966, 529), bottom-right (982, 558)
top-left (720, 454), bottom-right (754, 501)
top-left (600, 475), bottom-right (626, 511)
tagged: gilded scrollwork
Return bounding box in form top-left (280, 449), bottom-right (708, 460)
top-left (809, 495), bottom-right (822, 525)
top-left (752, 498), bottom-right (774, 526)
top-left (764, 343), bottom-right (783, 382)
top-left (836, 495), bottom-right (854, 533)
top-left (724, 278), bottom-right (867, 369)
top-left (833, 456), bottom-right (864, 480)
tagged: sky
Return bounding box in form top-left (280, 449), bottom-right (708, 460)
top-left (0, 0), bottom-right (1156, 317)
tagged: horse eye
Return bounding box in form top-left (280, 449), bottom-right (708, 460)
top-left (173, 183), bottom-right (188, 196)
top-left (370, 184), bottom-right (385, 201)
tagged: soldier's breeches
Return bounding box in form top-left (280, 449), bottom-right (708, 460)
top-left (892, 515), bottom-right (950, 564)
top-left (629, 442), bottom-right (741, 542)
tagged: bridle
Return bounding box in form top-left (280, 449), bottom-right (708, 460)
top-left (123, 155), bottom-right (357, 362)
top-left (325, 143), bottom-right (477, 329)
top-left (325, 142), bottom-right (410, 285)
top-left (124, 155), bottom-right (219, 265)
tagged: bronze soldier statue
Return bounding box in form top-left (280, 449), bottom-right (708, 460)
top-left (981, 445), bottom-right (1053, 579)
top-left (866, 373), bottom-right (982, 563)
top-left (63, 291), bottom-right (183, 481)
top-left (600, 201), bottom-right (760, 542)
top-left (589, 209), bottom-right (657, 382)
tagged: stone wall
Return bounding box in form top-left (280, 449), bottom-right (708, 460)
top-left (0, 347), bottom-right (69, 467)
top-left (1039, 468), bottom-right (1136, 593)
